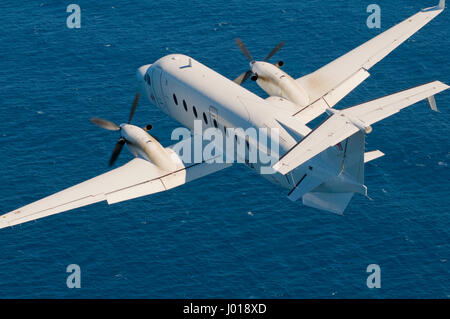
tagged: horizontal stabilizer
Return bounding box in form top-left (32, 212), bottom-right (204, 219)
top-left (273, 81), bottom-right (449, 175)
top-left (364, 150), bottom-right (385, 163)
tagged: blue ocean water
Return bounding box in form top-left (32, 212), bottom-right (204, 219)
top-left (0, 0), bottom-right (449, 298)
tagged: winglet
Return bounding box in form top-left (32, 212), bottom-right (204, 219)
top-left (427, 95), bottom-right (440, 112)
top-left (422, 0), bottom-right (445, 11)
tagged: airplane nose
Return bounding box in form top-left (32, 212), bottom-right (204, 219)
top-left (137, 64), bottom-right (151, 79)
top-left (136, 64), bottom-right (152, 92)
top-left (137, 64), bottom-right (152, 82)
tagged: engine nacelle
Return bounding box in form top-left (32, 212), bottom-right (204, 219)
top-left (120, 124), bottom-right (177, 171)
top-left (251, 61), bottom-right (310, 108)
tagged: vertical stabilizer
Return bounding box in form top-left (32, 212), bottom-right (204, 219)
top-left (301, 131), bottom-right (366, 214)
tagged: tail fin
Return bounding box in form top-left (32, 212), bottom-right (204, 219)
top-left (302, 192), bottom-right (355, 215)
top-left (301, 131), bottom-right (366, 214)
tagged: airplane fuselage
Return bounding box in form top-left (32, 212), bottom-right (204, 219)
top-left (137, 54), bottom-right (343, 191)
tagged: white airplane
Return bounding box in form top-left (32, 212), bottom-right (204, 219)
top-left (1, 1), bottom-right (448, 229)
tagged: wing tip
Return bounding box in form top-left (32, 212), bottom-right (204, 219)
top-left (422, 0), bottom-right (445, 12)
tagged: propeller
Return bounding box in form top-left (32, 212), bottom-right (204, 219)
top-left (90, 118), bottom-right (120, 131)
top-left (235, 38), bottom-right (254, 63)
top-left (91, 92), bottom-right (144, 167)
top-left (234, 38), bottom-right (285, 85)
top-left (109, 138), bottom-right (126, 167)
top-left (128, 92), bottom-right (140, 124)
top-left (263, 41), bottom-right (285, 62)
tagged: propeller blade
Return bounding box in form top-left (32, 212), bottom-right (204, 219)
top-left (109, 138), bottom-right (126, 167)
top-left (233, 70), bottom-right (252, 85)
top-left (127, 92), bottom-right (141, 124)
top-left (263, 41), bottom-right (285, 61)
top-left (235, 38), bottom-right (254, 63)
top-left (90, 118), bottom-right (120, 131)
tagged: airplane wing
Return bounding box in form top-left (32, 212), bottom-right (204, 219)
top-left (0, 140), bottom-right (231, 229)
top-left (273, 81), bottom-right (449, 175)
top-left (294, 1), bottom-right (446, 123)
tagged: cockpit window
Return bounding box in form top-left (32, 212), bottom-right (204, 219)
top-left (183, 100), bottom-right (187, 111)
top-left (144, 73), bottom-right (151, 85)
top-left (173, 94), bottom-right (178, 105)
top-left (203, 112), bottom-right (208, 125)
top-left (193, 106), bottom-right (198, 118)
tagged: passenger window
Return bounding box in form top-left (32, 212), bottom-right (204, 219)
top-left (173, 94), bottom-right (178, 105)
top-left (203, 112), bottom-right (208, 125)
top-left (193, 106), bottom-right (198, 118)
top-left (183, 100), bottom-right (187, 111)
